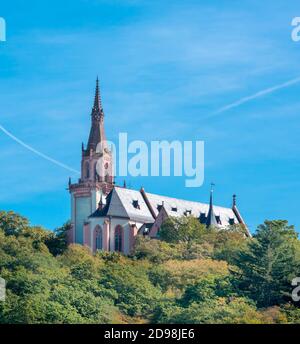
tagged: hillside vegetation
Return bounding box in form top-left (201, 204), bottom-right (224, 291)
top-left (0, 211), bottom-right (299, 324)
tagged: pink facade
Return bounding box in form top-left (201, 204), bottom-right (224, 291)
top-left (102, 221), bottom-right (109, 251)
top-left (80, 222), bottom-right (130, 254)
top-left (149, 207), bottom-right (168, 237)
top-left (114, 225), bottom-right (124, 252)
top-left (129, 225), bottom-right (138, 253)
top-left (84, 223), bottom-right (91, 247)
top-left (92, 225), bottom-right (102, 252)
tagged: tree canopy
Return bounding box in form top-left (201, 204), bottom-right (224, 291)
top-left (0, 211), bottom-right (299, 324)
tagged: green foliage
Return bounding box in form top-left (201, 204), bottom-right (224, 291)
top-left (0, 211), bottom-right (29, 236)
top-left (159, 217), bottom-right (206, 244)
top-left (180, 276), bottom-right (234, 306)
top-left (99, 256), bottom-right (160, 317)
top-left (280, 304), bottom-right (300, 323)
top-left (207, 228), bottom-right (248, 264)
top-left (150, 259), bottom-right (229, 295)
top-left (45, 222), bottom-right (70, 256)
top-left (233, 220), bottom-right (300, 307)
top-left (154, 297), bottom-right (265, 324)
top-left (132, 236), bottom-right (182, 263)
top-left (0, 211), bottom-right (299, 324)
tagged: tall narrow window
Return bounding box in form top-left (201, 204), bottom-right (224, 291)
top-left (114, 225), bottom-right (123, 252)
top-left (84, 162), bottom-right (90, 179)
top-left (94, 163), bottom-right (100, 182)
top-left (94, 225), bottom-right (102, 251)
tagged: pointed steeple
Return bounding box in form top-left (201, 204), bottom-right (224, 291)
top-left (206, 183), bottom-right (218, 228)
top-left (92, 76), bottom-right (103, 114)
top-left (86, 77), bottom-right (107, 153)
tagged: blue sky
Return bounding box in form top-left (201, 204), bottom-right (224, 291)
top-left (0, 0), bottom-right (300, 233)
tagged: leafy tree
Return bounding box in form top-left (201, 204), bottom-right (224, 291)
top-left (99, 256), bottom-right (161, 317)
top-left (211, 230), bottom-right (248, 264)
top-left (280, 304), bottom-right (300, 324)
top-left (154, 297), bottom-right (265, 324)
top-left (180, 276), bottom-right (234, 306)
top-left (153, 259), bottom-right (229, 294)
top-left (159, 217), bottom-right (206, 245)
top-left (133, 236), bottom-right (183, 263)
top-left (1, 210), bottom-right (300, 324)
top-left (176, 298), bottom-right (265, 324)
top-left (0, 211), bottom-right (29, 236)
top-left (233, 220), bottom-right (300, 307)
top-left (45, 222), bottom-right (70, 256)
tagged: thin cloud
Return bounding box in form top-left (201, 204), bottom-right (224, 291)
top-left (0, 124), bottom-right (80, 175)
top-left (213, 76), bottom-right (300, 115)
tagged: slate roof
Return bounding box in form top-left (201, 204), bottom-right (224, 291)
top-left (90, 187), bottom-right (154, 223)
top-left (90, 186), bottom-right (239, 227)
top-left (144, 191), bottom-right (238, 226)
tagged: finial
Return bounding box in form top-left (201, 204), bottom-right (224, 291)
top-left (233, 194), bottom-right (237, 207)
top-left (209, 183), bottom-right (215, 206)
top-left (68, 177), bottom-right (71, 187)
top-left (98, 194), bottom-right (104, 210)
top-left (123, 180), bottom-right (127, 188)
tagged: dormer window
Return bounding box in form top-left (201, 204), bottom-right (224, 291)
top-left (216, 215), bottom-right (222, 225)
top-left (132, 200), bottom-right (140, 209)
top-left (157, 205), bottom-right (163, 212)
top-left (229, 218), bottom-right (235, 225)
top-left (171, 207), bottom-right (177, 212)
top-left (184, 210), bottom-right (192, 216)
top-left (199, 212), bottom-right (207, 224)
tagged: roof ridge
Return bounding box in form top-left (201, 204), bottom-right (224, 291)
top-left (145, 191), bottom-right (232, 211)
top-left (113, 186), bottom-right (233, 212)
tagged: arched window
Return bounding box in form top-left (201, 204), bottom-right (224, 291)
top-left (94, 163), bottom-right (100, 182)
top-left (94, 225), bottom-right (102, 251)
top-left (84, 162), bottom-right (90, 179)
top-left (114, 225), bottom-right (123, 252)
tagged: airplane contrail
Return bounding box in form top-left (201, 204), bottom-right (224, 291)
top-left (0, 124), bottom-right (80, 175)
top-left (213, 76), bottom-right (300, 115)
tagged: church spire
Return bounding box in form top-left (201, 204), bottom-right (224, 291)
top-left (86, 77), bottom-right (106, 153)
top-left (93, 76), bottom-right (103, 113)
top-left (206, 183), bottom-right (218, 228)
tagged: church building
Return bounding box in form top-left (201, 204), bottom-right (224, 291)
top-left (67, 79), bottom-right (249, 254)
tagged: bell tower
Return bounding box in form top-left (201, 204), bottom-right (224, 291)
top-left (68, 78), bottom-right (114, 244)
